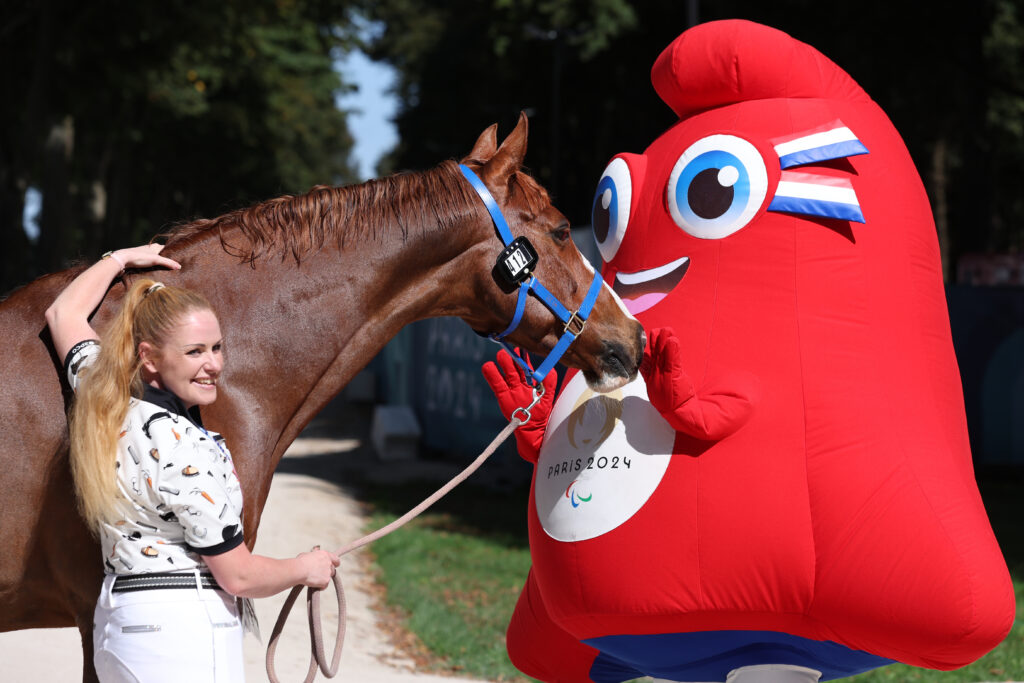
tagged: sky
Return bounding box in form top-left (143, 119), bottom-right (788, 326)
top-left (335, 50), bottom-right (400, 182)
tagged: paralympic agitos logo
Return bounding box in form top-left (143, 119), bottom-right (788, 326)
top-left (566, 481), bottom-right (592, 507)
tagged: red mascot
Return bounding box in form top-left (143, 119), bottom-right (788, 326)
top-left (483, 19), bottom-right (1014, 683)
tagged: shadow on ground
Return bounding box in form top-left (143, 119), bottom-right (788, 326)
top-left (273, 397), bottom-right (533, 549)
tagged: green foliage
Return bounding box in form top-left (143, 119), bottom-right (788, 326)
top-left (984, 0), bottom-right (1024, 252)
top-left (368, 510), bottom-right (533, 681)
top-left (360, 0), bottom-right (679, 222)
top-left (490, 0), bottom-right (637, 59)
top-left (363, 478), bottom-right (533, 681)
top-left (0, 0), bottom-right (361, 293)
top-left (359, 0), bottom-right (1024, 280)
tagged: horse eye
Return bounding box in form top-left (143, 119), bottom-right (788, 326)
top-left (551, 226), bottom-right (572, 243)
top-left (666, 134), bottom-right (769, 240)
top-left (592, 157), bottom-right (632, 261)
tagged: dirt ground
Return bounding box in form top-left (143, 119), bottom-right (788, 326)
top-left (0, 400), bottom-right (497, 683)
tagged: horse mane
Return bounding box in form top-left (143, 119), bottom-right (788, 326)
top-left (160, 160), bottom-right (551, 265)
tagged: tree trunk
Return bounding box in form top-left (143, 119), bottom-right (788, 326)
top-left (37, 115), bottom-right (75, 274)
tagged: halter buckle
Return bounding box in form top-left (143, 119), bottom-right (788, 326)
top-left (563, 311), bottom-right (587, 337)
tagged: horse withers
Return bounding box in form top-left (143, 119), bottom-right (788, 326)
top-left (0, 112), bottom-right (643, 681)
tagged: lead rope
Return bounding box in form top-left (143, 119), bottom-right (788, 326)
top-left (266, 389), bottom-right (543, 683)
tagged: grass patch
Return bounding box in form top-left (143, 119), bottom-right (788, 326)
top-left (364, 477), bottom-right (534, 681)
top-left (364, 470), bottom-right (1024, 682)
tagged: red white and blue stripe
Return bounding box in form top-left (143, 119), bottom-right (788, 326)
top-left (771, 120), bottom-right (868, 170)
top-left (768, 171), bottom-right (865, 223)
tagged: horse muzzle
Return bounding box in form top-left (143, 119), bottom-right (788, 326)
top-left (581, 324), bottom-right (645, 393)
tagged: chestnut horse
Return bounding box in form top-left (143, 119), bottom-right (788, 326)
top-left (0, 113), bottom-right (644, 680)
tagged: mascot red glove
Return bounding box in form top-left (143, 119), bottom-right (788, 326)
top-left (481, 349), bottom-right (557, 462)
top-left (641, 326), bottom-right (758, 440)
top-left (495, 19), bottom-right (1015, 683)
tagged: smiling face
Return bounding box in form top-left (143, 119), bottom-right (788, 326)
top-left (139, 308), bottom-right (224, 408)
top-left (591, 114), bottom-right (869, 317)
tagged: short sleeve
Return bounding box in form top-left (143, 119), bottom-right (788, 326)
top-left (64, 340), bottom-right (100, 392)
top-left (147, 423), bottom-right (245, 556)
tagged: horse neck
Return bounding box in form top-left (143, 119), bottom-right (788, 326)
top-left (176, 176), bottom-right (491, 523)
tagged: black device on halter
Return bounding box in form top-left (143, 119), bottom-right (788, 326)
top-left (460, 163), bottom-right (603, 385)
top-left (495, 236), bottom-right (538, 288)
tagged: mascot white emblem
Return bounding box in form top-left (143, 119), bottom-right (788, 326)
top-left (535, 372), bottom-right (675, 541)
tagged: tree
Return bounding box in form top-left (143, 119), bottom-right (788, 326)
top-left (983, 0), bottom-right (1024, 255)
top-left (361, 0), bottom-right (1024, 281)
top-left (0, 0), bottom-right (362, 296)
top-left (701, 0), bottom-right (1002, 279)
top-left (361, 0), bottom-right (674, 225)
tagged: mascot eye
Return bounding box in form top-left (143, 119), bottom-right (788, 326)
top-left (592, 157), bottom-right (632, 262)
top-left (666, 134), bottom-right (769, 240)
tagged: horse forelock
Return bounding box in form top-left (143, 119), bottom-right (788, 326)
top-left (159, 160), bottom-right (545, 264)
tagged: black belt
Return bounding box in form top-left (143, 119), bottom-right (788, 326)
top-left (111, 571), bottom-right (222, 594)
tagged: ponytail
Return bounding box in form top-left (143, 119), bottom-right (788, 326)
top-left (68, 279), bottom-right (212, 531)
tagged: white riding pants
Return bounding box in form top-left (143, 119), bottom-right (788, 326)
top-left (92, 572), bottom-right (245, 683)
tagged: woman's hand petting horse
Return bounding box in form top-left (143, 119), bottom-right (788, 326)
top-left (45, 243), bottom-right (182, 362)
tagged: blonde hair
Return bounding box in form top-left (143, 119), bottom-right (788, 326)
top-left (68, 279), bottom-right (213, 531)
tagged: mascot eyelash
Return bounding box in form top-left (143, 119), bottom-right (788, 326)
top-left (767, 120), bottom-right (869, 223)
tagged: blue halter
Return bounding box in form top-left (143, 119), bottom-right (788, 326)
top-left (459, 164), bottom-right (604, 386)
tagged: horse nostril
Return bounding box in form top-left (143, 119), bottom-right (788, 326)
top-left (601, 341), bottom-right (636, 379)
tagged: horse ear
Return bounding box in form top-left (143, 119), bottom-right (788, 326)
top-left (465, 123), bottom-right (499, 163)
top-left (481, 112), bottom-right (528, 189)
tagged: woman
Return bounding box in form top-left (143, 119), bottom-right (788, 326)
top-left (46, 243), bottom-right (340, 683)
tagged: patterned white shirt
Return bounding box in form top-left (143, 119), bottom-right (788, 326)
top-left (66, 340), bottom-right (245, 575)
